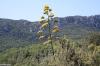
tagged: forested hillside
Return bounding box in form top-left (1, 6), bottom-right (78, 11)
top-left (0, 15), bottom-right (100, 52)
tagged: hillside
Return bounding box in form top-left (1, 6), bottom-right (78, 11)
top-left (0, 15), bottom-right (100, 51)
top-left (0, 37), bottom-right (100, 66)
top-left (0, 19), bottom-right (39, 52)
top-left (0, 15), bottom-right (100, 66)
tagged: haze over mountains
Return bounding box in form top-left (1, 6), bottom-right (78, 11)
top-left (0, 15), bottom-right (100, 51)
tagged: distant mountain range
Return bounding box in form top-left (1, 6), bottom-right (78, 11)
top-left (0, 15), bottom-right (100, 51)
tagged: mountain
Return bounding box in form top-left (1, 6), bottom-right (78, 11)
top-left (0, 15), bottom-right (100, 51)
top-left (59, 15), bottom-right (100, 41)
top-left (0, 19), bottom-right (39, 52)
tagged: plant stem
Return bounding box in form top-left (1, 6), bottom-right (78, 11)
top-left (48, 15), bottom-right (54, 55)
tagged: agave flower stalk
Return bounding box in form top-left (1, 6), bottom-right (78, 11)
top-left (37, 4), bottom-right (59, 55)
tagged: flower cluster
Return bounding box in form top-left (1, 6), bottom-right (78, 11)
top-left (37, 4), bottom-right (60, 55)
top-left (37, 4), bottom-right (59, 40)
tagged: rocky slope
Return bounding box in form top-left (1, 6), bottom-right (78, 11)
top-left (0, 15), bottom-right (100, 51)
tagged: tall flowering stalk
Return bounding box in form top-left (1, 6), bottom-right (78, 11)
top-left (37, 4), bottom-right (59, 55)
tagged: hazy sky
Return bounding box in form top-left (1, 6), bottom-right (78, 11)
top-left (0, 0), bottom-right (100, 21)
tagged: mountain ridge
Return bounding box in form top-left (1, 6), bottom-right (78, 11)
top-left (0, 15), bottom-right (100, 51)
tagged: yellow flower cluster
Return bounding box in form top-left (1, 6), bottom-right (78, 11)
top-left (52, 26), bottom-right (59, 33)
top-left (44, 4), bottom-right (49, 11)
top-left (39, 16), bottom-right (49, 25)
top-left (39, 20), bottom-right (43, 25)
top-left (41, 22), bottom-right (48, 29)
top-left (53, 26), bottom-right (58, 29)
top-left (44, 4), bottom-right (50, 14)
top-left (37, 30), bottom-right (43, 36)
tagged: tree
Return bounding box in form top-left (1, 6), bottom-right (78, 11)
top-left (37, 4), bottom-right (59, 55)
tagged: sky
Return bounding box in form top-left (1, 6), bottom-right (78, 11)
top-left (0, 0), bottom-right (100, 21)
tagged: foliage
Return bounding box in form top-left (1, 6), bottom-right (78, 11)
top-left (89, 32), bottom-right (100, 46)
top-left (0, 36), bottom-right (100, 66)
top-left (0, 15), bottom-right (100, 52)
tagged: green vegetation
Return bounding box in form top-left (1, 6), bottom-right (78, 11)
top-left (0, 5), bottom-right (100, 66)
top-left (0, 15), bottom-right (100, 52)
top-left (0, 19), bottom-right (39, 52)
top-left (0, 36), bottom-right (99, 66)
